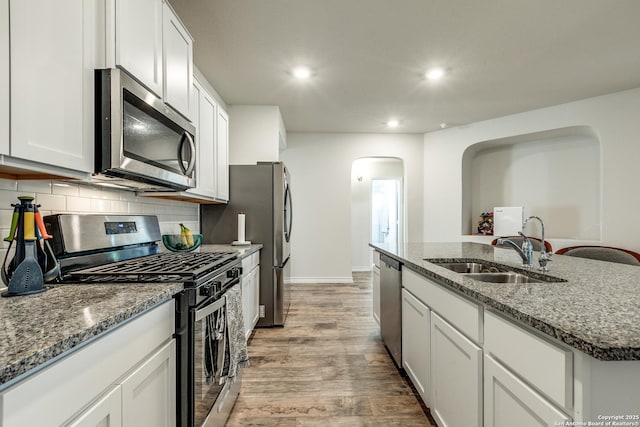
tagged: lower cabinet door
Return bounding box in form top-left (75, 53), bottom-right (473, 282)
top-left (242, 265), bottom-right (259, 339)
top-left (401, 288), bottom-right (430, 406)
top-left (430, 312), bottom-right (482, 427)
top-left (66, 386), bottom-right (122, 427)
top-left (373, 265), bottom-right (380, 325)
top-left (120, 340), bottom-right (176, 427)
top-left (484, 354), bottom-right (571, 427)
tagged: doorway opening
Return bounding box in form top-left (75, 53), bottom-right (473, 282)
top-left (351, 157), bottom-right (404, 271)
top-left (371, 179), bottom-right (400, 252)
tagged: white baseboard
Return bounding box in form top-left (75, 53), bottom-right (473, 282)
top-left (352, 266), bottom-right (373, 272)
top-left (289, 277), bottom-right (354, 284)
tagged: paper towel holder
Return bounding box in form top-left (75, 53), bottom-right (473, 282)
top-left (232, 211), bottom-right (251, 245)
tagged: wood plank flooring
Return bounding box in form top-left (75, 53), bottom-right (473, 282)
top-left (226, 272), bottom-right (434, 426)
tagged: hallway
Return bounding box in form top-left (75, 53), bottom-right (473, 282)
top-left (227, 273), bottom-right (433, 426)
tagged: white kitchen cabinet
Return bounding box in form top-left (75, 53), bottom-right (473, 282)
top-left (113, 0), bottom-right (163, 97)
top-left (109, 0), bottom-right (192, 119)
top-left (66, 386), bottom-right (123, 427)
top-left (146, 75), bottom-right (227, 203)
top-left (216, 106), bottom-right (230, 201)
top-left (402, 266), bottom-right (481, 344)
top-left (0, 0), bottom-right (8, 155)
top-left (484, 354), bottom-right (571, 427)
top-left (8, 0), bottom-right (97, 173)
top-left (401, 288), bottom-right (430, 406)
top-left (484, 310), bottom-right (573, 410)
top-left (0, 301), bottom-right (175, 427)
top-left (120, 340), bottom-right (176, 427)
top-left (69, 340), bottom-right (176, 427)
top-left (188, 77), bottom-right (217, 199)
top-left (430, 312), bottom-right (482, 427)
top-left (162, 1), bottom-right (193, 119)
top-left (372, 251), bottom-right (380, 325)
top-left (242, 251), bottom-right (260, 340)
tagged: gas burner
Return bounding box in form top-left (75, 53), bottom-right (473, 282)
top-left (66, 251), bottom-right (238, 284)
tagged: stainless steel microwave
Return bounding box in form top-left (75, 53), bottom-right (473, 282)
top-left (93, 68), bottom-right (196, 191)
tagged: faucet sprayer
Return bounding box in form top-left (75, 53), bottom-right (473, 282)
top-left (523, 216), bottom-right (552, 271)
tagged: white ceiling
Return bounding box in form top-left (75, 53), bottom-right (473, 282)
top-left (168, 0), bottom-right (640, 134)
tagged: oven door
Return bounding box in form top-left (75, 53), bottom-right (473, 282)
top-left (191, 295), bottom-right (227, 427)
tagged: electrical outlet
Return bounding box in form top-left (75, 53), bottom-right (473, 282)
top-left (259, 305), bottom-right (265, 318)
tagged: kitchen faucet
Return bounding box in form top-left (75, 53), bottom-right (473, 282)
top-left (496, 216), bottom-right (552, 271)
top-left (497, 232), bottom-right (534, 268)
top-left (523, 215), bottom-right (552, 271)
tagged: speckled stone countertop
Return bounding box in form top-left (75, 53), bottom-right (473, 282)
top-left (372, 242), bottom-right (640, 361)
top-left (0, 282), bottom-right (182, 389)
top-left (198, 243), bottom-right (263, 258)
top-left (0, 243), bottom-right (262, 390)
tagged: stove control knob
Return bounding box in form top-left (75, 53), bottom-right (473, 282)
top-left (227, 268), bottom-right (240, 279)
top-left (200, 283), bottom-right (214, 297)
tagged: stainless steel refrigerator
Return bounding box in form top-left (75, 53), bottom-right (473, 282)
top-left (201, 162), bottom-right (292, 327)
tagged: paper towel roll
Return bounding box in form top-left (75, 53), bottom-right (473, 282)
top-left (237, 212), bottom-right (246, 243)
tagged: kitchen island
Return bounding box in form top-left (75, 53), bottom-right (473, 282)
top-left (372, 241), bottom-right (640, 426)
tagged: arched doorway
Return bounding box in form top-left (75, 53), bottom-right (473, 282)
top-left (351, 157), bottom-right (404, 271)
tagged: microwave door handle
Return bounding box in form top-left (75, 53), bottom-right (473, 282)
top-left (177, 131), bottom-right (196, 176)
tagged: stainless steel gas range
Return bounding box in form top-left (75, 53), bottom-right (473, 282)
top-left (44, 214), bottom-right (245, 427)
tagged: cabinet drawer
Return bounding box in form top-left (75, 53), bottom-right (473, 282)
top-left (242, 251), bottom-right (260, 272)
top-left (484, 310), bottom-right (573, 409)
top-left (402, 267), bottom-right (481, 343)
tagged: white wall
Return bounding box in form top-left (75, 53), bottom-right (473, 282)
top-left (424, 87), bottom-right (640, 251)
top-left (228, 105), bottom-right (286, 165)
top-left (281, 133), bottom-right (423, 283)
top-left (0, 178), bottom-right (200, 251)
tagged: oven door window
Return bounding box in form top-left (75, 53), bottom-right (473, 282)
top-left (193, 297), bottom-right (227, 426)
top-left (122, 89), bottom-right (195, 177)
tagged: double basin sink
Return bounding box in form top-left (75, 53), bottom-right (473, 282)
top-left (424, 259), bottom-right (567, 284)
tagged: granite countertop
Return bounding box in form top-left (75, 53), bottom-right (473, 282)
top-left (372, 242), bottom-right (640, 361)
top-left (0, 243), bottom-right (263, 390)
top-left (198, 243), bottom-right (263, 258)
top-left (0, 282), bottom-right (183, 389)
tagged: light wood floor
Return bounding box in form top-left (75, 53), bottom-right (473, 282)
top-left (226, 272), bottom-right (434, 426)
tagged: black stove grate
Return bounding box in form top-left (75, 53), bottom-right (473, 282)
top-left (66, 251), bottom-right (238, 283)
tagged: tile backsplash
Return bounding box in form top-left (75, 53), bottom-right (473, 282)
top-left (0, 178), bottom-right (200, 249)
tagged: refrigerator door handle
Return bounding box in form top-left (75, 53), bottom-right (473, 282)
top-left (284, 183), bottom-right (292, 242)
top-left (274, 255), bottom-right (290, 270)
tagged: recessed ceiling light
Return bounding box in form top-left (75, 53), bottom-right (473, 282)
top-left (440, 123), bottom-right (448, 129)
top-left (387, 119), bottom-right (399, 128)
top-left (426, 67), bottom-right (445, 81)
top-left (292, 66), bottom-right (311, 79)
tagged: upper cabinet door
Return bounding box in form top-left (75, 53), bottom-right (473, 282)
top-left (162, 1), bottom-right (193, 119)
top-left (9, 0), bottom-right (96, 172)
top-left (187, 78), bottom-right (217, 199)
top-left (216, 107), bottom-right (229, 201)
top-left (0, 0), bottom-right (8, 155)
top-left (114, 0), bottom-right (163, 97)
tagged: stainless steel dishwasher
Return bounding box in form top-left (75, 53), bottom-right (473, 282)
top-left (379, 253), bottom-right (402, 368)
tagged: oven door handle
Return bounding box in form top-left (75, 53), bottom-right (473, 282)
top-left (195, 295), bottom-right (226, 322)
